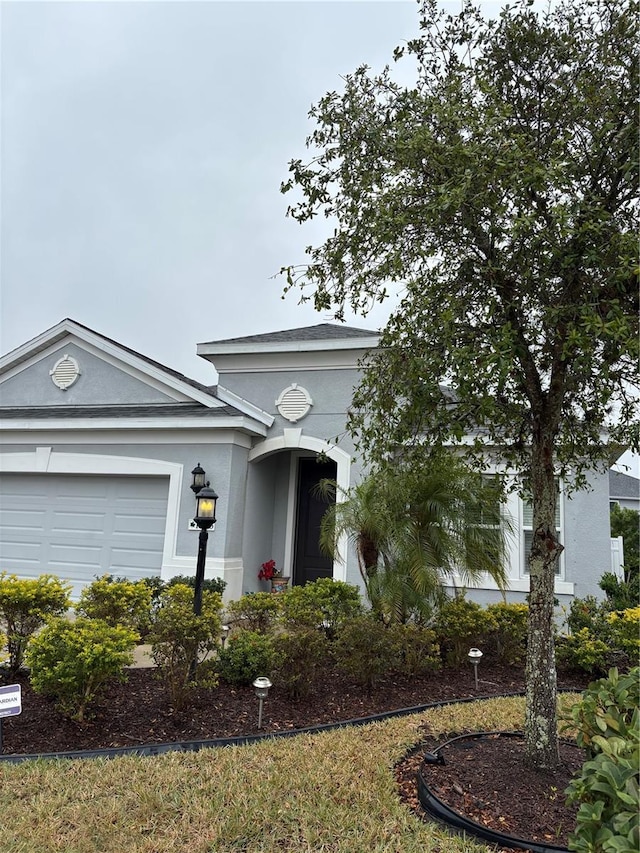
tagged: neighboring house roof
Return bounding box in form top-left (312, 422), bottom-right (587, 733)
top-left (200, 323), bottom-right (378, 346)
top-left (0, 404), bottom-right (245, 420)
top-left (609, 470), bottom-right (640, 501)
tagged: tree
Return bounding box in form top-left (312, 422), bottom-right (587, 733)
top-left (281, 0), bottom-right (639, 769)
top-left (318, 459), bottom-right (511, 624)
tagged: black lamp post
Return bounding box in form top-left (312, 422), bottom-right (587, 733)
top-left (189, 466), bottom-right (218, 681)
top-left (191, 468), bottom-right (218, 617)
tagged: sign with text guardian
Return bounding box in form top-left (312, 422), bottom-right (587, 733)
top-left (0, 684), bottom-right (22, 718)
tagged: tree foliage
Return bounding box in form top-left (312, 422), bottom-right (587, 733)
top-left (282, 0), bottom-right (638, 769)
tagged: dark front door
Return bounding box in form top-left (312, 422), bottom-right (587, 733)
top-left (293, 457), bottom-right (336, 586)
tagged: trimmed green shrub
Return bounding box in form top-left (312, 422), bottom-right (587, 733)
top-left (216, 630), bottom-right (275, 686)
top-left (294, 578), bottom-right (363, 638)
top-left (606, 607), bottom-right (640, 660)
top-left (0, 573), bottom-right (71, 674)
top-left (333, 615), bottom-right (399, 690)
top-left (166, 574), bottom-right (227, 597)
top-left (434, 595), bottom-right (498, 666)
top-left (25, 617), bottom-right (138, 722)
top-left (387, 622), bottom-right (441, 678)
top-left (487, 602), bottom-right (528, 664)
top-left (148, 584), bottom-right (222, 709)
top-left (226, 592), bottom-right (280, 634)
top-left (76, 575), bottom-right (153, 635)
top-left (278, 585), bottom-right (325, 631)
top-left (564, 667), bottom-right (640, 853)
top-left (556, 628), bottom-right (611, 675)
top-left (272, 629), bottom-right (328, 700)
top-left (599, 571), bottom-right (638, 612)
top-left (566, 595), bottom-right (608, 637)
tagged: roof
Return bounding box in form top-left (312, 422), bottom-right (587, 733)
top-left (610, 470), bottom-right (640, 500)
top-left (200, 323), bottom-right (378, 346)
top-left (0, 403), bottom-right (244, 420)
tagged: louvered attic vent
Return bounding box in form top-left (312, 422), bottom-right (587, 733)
top-left (50, 354), bottom-right (81, 390)
top-left (275, 384), bottom-right (313, 423)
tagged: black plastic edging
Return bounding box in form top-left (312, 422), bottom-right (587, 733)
top-left (0, 687), bottom-right (583, 764)
top-left (416, 730), bottom-right (575, 853)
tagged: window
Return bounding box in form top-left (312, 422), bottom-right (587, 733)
top-left (522, 486), bottom-right (562, 576)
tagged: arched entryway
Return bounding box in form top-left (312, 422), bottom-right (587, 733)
top-left (247, 430), bottom-right (351, 585)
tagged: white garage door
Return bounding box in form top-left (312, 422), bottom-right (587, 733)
top-left (0, 474), bottom-right (169, 598)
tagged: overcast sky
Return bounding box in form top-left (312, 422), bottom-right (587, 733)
top-left (1, 0), bottom-right (431, 383)
top-left (1, 0), bottom-right (636, 474)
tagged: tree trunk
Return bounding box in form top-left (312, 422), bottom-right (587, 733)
top-left (524, 433), bottom-right (563, 770)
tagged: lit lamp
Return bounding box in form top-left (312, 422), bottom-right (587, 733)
top-left (253, 677), bottom-right (272, 729)
top-left (468, 647), bottom-right (483, 690)
top-left (188, 466), bottom-right (219, 680)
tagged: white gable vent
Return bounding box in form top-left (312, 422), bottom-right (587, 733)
top-left (275, 383), bottom-right (313, 423)
top-left (50, 354), bottom-right (81, 390)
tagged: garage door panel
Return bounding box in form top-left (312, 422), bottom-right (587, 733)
top-left (0, 473), bottom-right (169, 597)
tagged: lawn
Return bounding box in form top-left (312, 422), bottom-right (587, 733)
top-left (0, 695), bottom-right (578, 853)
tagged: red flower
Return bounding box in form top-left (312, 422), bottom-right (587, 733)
top-left (258, 559), bottom-right (279, 581)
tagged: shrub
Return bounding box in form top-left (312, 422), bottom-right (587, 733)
top-left (564, 667), bottom-right (640, 853)
top-left (598, 571), bottom-right (638, 612)
top-left (333, 615), bottom-right (399, 690)
top-left (434, 595), bottom-right (498, 666)
top-left (226, 593), bottom-right (280, 634)
top-left (565, 595), bottom-right (608, 637)
top-left (166, 574), bottom-right (227, 597)
top-left (0, 573), bottom-right (71, 674)
top-left (295, 578), bottom-right (363, 638)
top-left (216, 630), bottom-right (275, 686)
top-left (272, 629), bottom-right (328, 700)
top-left (487, 602), bottom-right (528, 664)
top-left (76, 575), bottom-right (153, 635)
top-left (562, 666), bottom-right (639, 758)
top-left (278, 585), bottom-right (325, 631)
top-left (606, 607), bottom-right (640, 661)
top-left (148, 584), bottom-right (222, 708)
top-left (25, 617), bottom-right (138, 722)
top-left (388, 622), bottom-right (441, 677)
top-left (556, 628), bottom-right (611, 675)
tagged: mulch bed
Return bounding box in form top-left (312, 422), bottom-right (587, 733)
top-left (1, 661), bottom-right (589, 849)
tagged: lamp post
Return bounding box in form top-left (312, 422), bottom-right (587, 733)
top-left (189, 466), bottom-right (218, 680)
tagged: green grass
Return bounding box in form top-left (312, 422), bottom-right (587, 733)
top-left (1, 695), bottom-right (580, 853)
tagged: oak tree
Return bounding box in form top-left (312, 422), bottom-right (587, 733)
top-left (282, 0), bottom-right (639, 768)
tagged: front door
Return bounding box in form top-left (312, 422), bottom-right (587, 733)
top-left (293, 457), bottom-right (336, 585)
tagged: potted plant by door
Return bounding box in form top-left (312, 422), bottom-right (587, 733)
top-left (258, 559), bottom-right (289, 593)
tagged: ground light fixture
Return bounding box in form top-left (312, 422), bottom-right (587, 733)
top-left (468, 647), bottom-right (483, 690)
top-left (221, 625), bottom-right (230, 648)
top-left (253, 677), bottom-right (272, 729)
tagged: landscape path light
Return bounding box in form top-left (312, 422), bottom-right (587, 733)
top-left (468, 647), bottom-right (483, 690)
top-left (252, 677), bottom-right (272, 729)
top-left (221, 624), bottom-right (230, 648)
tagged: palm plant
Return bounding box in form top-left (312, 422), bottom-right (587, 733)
top-left (319, 457), bottom-right (512, 623)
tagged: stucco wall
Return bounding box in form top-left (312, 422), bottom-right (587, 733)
top-left (0, 343), bottom-right (176, 406)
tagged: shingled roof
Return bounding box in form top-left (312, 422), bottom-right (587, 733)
top-left (200, 323), bottom-right (378, 346)
top-left (610, 470), bottom-right (640, 500)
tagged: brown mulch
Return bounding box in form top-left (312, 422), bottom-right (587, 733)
top-left (1, 662), bottom-right (589, 849)
top-left (396, 731), bottom-right (584, 851)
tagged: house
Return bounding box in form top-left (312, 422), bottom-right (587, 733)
top-left (609, 469), bottom-right (640, 513)
top-left (0, 318), bottom-right (613, 606)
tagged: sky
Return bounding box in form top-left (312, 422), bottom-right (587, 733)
top-left (1, 0), bottom-right (428, 383)
top-left (1, 0), bottom-right (637, 475)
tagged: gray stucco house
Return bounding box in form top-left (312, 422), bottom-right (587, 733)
top-left (0, 318), bottom-right (613, 606)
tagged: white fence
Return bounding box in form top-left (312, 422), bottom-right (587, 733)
top-left (610, 536), bottom-right (625, 578)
